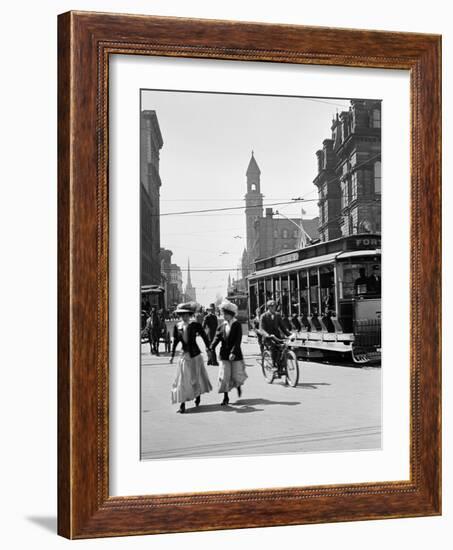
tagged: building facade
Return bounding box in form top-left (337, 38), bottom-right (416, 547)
top-left (140, 110), bottom-right (164, 286)
top-left (314, 100), bottom-right (381, 241)
top-left (159, 248), bottom-right (184, 310)
top-left (242, 152), bottom-right (319, 277)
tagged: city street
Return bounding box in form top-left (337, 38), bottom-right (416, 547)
top-left (141, 336), bottom-right (381, 460)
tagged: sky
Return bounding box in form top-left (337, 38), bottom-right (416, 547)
top-left (141, 90), bottom-right (351, 307)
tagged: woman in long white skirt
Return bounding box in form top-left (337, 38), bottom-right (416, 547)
top-left (209, 300), bottom-right (247, 406)
top-left (169, 302), bottom-right (212, 413)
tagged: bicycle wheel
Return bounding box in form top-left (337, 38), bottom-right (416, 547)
top-left (261, 350), bottom-right (275, 384)
top-left (285, 350), bottom-right (299, 387)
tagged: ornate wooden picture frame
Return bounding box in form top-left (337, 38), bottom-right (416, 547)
top-left (58, 11), bottom-right (441, 539)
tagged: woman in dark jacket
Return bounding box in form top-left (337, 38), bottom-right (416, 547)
top-left (170, 302), bottom-right (212, 413)
top-left (210, 300), bottom-right (248, 406)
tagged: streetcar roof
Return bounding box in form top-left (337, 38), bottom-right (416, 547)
top-left (141, 285), bottom-right (165, 294)
top-left (336, 250), bottom-right (381, 260)
top-left (248, 249), bottom-right (380, 280)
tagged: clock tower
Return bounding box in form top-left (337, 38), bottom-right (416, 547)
top-left (244, 152), bottom-right (263, 270)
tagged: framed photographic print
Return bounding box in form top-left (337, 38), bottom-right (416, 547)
top-left (58, 11), bottom-right (441, 539)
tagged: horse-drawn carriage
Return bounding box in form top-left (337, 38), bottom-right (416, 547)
top-left (141, 285), bottom-right (172, 354)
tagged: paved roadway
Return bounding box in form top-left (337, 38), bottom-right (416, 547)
top-left (140, 337), bottom-right (381, 460)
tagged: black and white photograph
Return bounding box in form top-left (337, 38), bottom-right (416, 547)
top-left (140, 89), bottom-right (382, 460)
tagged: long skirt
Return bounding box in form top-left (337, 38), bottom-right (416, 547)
top-left (171, 352), bottom-right (212, 404)
top-left (218, 359), bottom-right (248, 393)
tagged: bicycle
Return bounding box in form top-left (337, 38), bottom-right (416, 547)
top-left (261, 335), bottom-right (300, 387)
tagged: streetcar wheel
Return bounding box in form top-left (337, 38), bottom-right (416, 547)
top-left (286, 350), bottom-right (299, 387)
top-left (261, 350), bottom-right (275, 384)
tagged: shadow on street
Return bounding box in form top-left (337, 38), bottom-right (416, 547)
top-left (185, 397), bottom-right (301, 414)
top-left (291, 382), bottom-right (332, 390)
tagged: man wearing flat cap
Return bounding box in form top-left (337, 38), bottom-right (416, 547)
top-left (259, 300), bottom-right (292, 340)
top-left (203, 303), bottom-right (219, 365)
top-left (259, 299), bottom-right (292, 370)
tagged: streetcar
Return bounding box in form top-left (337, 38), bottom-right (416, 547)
top-left (247, 234), bottom-right (381, 365)
top-left (225, 290), bottom-right (249, 323)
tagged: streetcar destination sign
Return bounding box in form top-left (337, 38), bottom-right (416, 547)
top-left (275, 252), bottom-right (299, 265)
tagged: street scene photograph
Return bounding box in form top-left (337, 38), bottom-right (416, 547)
top-left (140, 89), bottom-right (382, 460)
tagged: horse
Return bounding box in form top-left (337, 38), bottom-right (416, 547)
top-left (145, 309), bottom-right (162, 356)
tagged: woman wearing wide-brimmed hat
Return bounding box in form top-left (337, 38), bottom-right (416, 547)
top-left (170, 302), bottom-right (213, 413)
top-left (209, 300), bottom-right (248, 406)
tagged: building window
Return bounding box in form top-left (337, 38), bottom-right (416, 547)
top-left (350, 208), bottom-right (358, 233)
top-left (371, 108), bottom-right (381, 128)
top-left (292, 229), bottom-right (298, 239)
top-left (351, 172), bottom-right (358, 201)
top-left (282, 229), bottom-right (289, 239)
top-left (374, 161), bottom-right (381, 194)
top-left (251, 183), bottom-right (257, 191)
top-left (273, 229), bottom-right (278, 238)
top-left (341, 180), bottom-right (349, 209)
top-left (321, 202), bottom-right (328, 224)
top-left (283, 243), bottom-right (288, 249)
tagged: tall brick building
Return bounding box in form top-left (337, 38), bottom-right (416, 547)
top-left (242, 152), bottom-right (319, 277)
top-left (314, 100), bottom-right (381, 241)
top-left (140, 110), bottom-right (164, 286)
top-left (159, 248), bottom-right (183, 309)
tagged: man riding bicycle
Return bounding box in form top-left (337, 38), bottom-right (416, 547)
top-left (259, 300), bottom-right (294, 373)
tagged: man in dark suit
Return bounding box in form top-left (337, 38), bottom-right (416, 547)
top-left (259, 300), bottom-right (292, 371)
top-left (203, 303), bottom-right (219, 365)
top-left (367, 265), bottom-right (381, 297)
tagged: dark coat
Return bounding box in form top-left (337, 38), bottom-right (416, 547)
top-left (210, 319), bottom-right (243, 361)
top-left (171, 321), bottom-right (210, 359)
top-left (259, 311), bottom-right (291, 339)
top-left (202, 313), bottom-right (218, 342)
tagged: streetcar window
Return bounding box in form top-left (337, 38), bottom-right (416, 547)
top-left (249, 284), bottom-right (257, 315)
top-left (337, 259), bottom-right (381, 299)
top-left (298, 270), bottom-right (309, 316)
top-left (258, 280), bottom-right (265, 308)
top-left (309, 267), bottom-right (320, 315)
top-left (289, 272), bottom-right (298, 316)
top-left (265, 279), bottom-right (273, 302)
top-left (273, 277), bottom-right (281, 304)
top-left (280, 277), bottom-right (289, 316)
top-left (320, 265), bottom-right (336, 315)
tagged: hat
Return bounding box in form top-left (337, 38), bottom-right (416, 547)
top-left (266, 299), bottom-right (276, 307)
top-left (207, 303), bottom-right (216, 311)
top-left (219, 300), bottom-right (238, 315)
top-left (175, 302), bottom-right (195, 314)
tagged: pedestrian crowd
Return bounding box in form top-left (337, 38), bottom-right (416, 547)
top-left (142, 291), bottom-right (295, 414)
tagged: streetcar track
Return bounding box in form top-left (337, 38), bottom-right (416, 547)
top-left (141, 425), bottom-right (381, 460)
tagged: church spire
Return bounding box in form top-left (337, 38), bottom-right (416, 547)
top-left (185, 257), bottom-right (196, 301)
top-left (187, 257), bottom-right (192, 287)
top-left (246, 150), bottom-right (261, 176)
